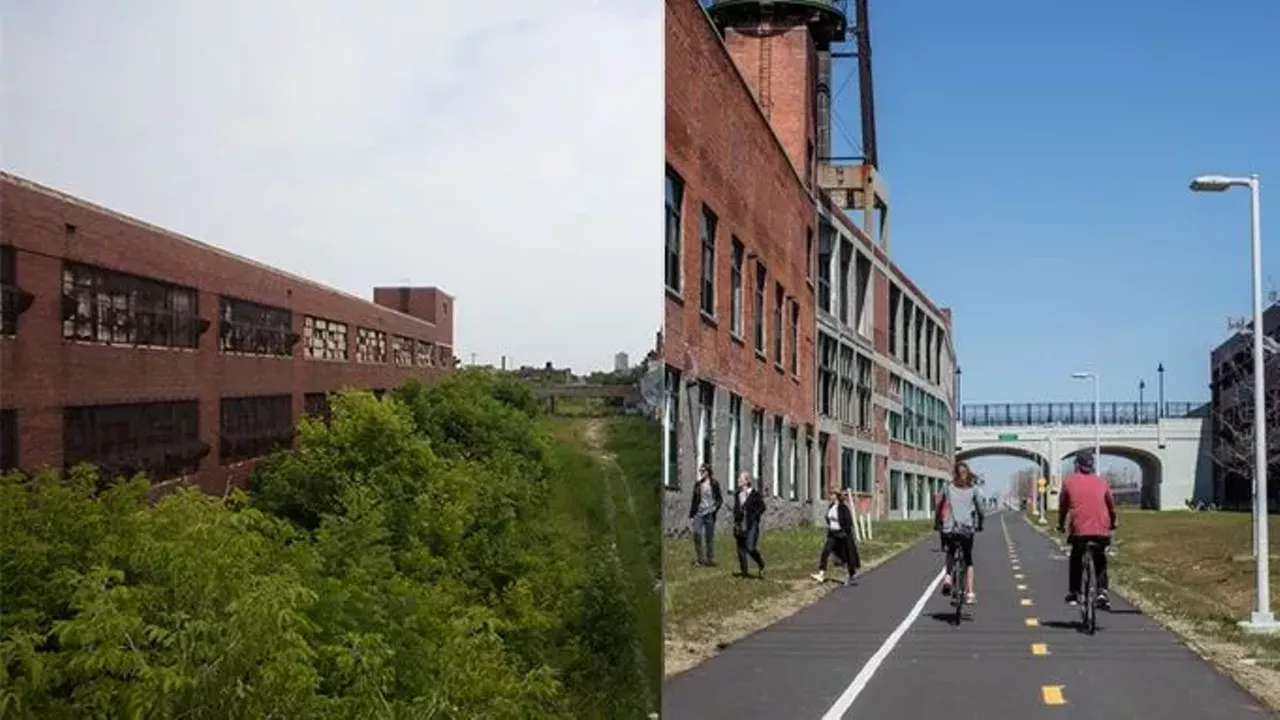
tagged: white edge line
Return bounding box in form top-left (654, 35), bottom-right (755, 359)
top-left (821, 566), bottom-right (948, 720)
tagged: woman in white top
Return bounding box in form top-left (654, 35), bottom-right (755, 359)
top-left (811, 490), bottom-right (857, 585)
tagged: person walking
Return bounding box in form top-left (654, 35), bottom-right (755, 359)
top-left (811, 489), bottom-right (858, 586)
top-left (733, 471), bottom-right (767, 578)
top-left (688, 463), bottom-right (723, 566)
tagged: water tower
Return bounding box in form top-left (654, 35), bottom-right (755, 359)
top-left (705, 0), bottom-right (890, 249)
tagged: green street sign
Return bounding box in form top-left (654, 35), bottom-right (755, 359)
top-left (997, 432), bottom-right (1018, 441)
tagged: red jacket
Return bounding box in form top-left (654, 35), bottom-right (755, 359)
top-left (1058, 472), bottom-right (1116, 537)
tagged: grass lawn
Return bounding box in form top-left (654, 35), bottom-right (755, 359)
top-left (664, 519), bottom-right (933, 675)
top-left (1033, 508), bottom-right (1280, 708)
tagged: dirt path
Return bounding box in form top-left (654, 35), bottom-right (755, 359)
top-left (577, 418), bottom-right (659, 717)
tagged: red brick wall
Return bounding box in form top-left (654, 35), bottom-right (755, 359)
top-left (0, 173), bottom-right (454, 493)
top-left (665, 0), bottom-right (815, 426)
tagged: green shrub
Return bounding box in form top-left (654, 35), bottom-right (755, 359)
top-left (1, 372), bottom-right (654, 719)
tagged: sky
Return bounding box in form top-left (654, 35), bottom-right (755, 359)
top-left (820, 0), bottom-right (1280, 492)
top-left (1, 0), bottom-right (661, 374)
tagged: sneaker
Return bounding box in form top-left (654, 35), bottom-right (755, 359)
top-left (846, 576), bottom-right (858, 587)
top-left (965, 592), bottom-right (976, 604)
top-left (1064, 593), bottom-right (1079, 605)
top-left (1096, 591), bottom-right (1111, 609)
top-left (810, 571), bottom-right (826, 582)
top-left (940, 574), bottom-right (953, 596)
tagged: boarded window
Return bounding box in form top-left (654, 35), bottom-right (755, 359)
top-left (220, 395), bottom-right (293, 464)
top-left (303, 392), bottom-right (331, 422)
top-left (355, 326), bottom-right (387, 364)
top-left (303, 316), bottom-right (348, 361)
top-left (63, 401), bottom-right (206, 482)
top-left (61, 262), bottom-right (204, 348)
top-left (0, 408), bottom-right (16, 471)
top-left (219, 296), bottom-right (296, 356)
top-left (391, 335), bottom-right (413, 366)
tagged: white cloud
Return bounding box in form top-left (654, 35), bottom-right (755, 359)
top-left (1, 0), bottom-right (661, 372)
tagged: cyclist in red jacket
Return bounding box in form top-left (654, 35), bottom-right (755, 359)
top-left (1056, 450), bottom-right (1117, 609)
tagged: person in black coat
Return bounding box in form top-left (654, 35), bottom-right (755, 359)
top-left (732, 471), bottom-right (767, 578)
top-left (811, 489), bottom-right (860, 586)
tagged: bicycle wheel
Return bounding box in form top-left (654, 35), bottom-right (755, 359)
top-left (1082, 553), bottom-right (1097, 635)
top-left (952, 557), bottom-right (965, 625)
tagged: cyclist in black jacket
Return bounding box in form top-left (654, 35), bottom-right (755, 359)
top-left (732, 472), bottom-right (767, 578)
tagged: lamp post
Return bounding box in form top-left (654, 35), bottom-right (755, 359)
top-left (1191, 172), bottom-right (1277, 633)
top-left (1070, 371), bottom-right (1101, 463)
top-left (1157, 363), bottom-right (1165, 418)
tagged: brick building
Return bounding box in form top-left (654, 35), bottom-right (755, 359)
top-left (663, 0), bottom-right (956, 530)
top-left (0, 172), bottom-right (454, 494)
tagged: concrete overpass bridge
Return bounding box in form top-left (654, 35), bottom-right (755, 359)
top-left (532, 384), bottom-right (643, 414)
top-left (956, 401), bottom-right (1213, 511)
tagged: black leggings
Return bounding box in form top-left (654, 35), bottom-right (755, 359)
top-left (819, 530), bottom-right (858, 576)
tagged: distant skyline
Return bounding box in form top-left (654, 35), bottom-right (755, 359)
top-left (2, 0), bottom-right (660, 375)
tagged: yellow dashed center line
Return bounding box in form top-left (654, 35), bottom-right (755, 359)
top-left (1016, 584), bottom-right (1027, 591)
top-left (1015, 573), bottom-right (1025, 580)
top-left (1031, 643), bottom-right (1049, 656)
top-left (1025, 617), bottom-right (1039, 627)
top-left (1042, 685), bottom-right (1066, 705)
top-left (1021, 598), bottom-right (1034, 606)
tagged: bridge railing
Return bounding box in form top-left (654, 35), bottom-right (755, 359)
top-left (959, 401), bottom-right (1206, 427)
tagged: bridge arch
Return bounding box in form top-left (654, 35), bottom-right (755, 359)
top-left (1060, 444), bottom-right (1163, 510)
top-left (956, 444), bottom-right (1050, 473)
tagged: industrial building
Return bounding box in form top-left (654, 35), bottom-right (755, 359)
top-left (0, 172), bottom-right (454, 494)
top-left (1209, 301), bottom-right (1280, 510)
top-left (663, 0), bottom-right (956, 530)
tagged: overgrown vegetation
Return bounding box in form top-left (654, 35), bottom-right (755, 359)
top-left (1, 370), bottom-right (656, 719)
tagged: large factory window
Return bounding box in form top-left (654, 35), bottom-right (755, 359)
top-left (61, 262), bottom-right (206, 349)
top-left (0, 409), bottom-right (16, 472)
top-left (63, 400), bottom-right (206, 482)
top-left (355, 327), bottom-right (388, 364)
top-left (220, 395), bottom-right (294, 464)
top-left (219, 296), bottom-right (297, 356)
top-left (302, 316), bottom-right (349, 361)
top-left (1, 245), bottom-right (33, 336)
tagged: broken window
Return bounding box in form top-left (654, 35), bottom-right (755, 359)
top-left (219, 296), bottom-right (297, 356)
top-left (0, 408), bottom-right (16, 472)
top-left (355, 326), bottom-right (388, 364)
top-left (219, 395), bottom-right (293, 464)
top-left (303, 392), bottom-right (331, 422)
top-left (303, 316), bottom-right (348, 361)
top-left (63, 400), bottom-right (206, 482)
top-left (391, 335), bottom-right (414, 366)
top-left (61, 262), bottom-right (205, 348)
top-left (1, 245), bottom-right (34, 336)
top-left (416, 340), bottom-right (436, 368)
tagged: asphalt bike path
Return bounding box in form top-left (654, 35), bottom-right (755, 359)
top-left (662, 524), bottom-right (952, 719)
top-left (1001, 513), bottom-right (1273, 718)
top-left (663, 510), bottom-right (1277, 719)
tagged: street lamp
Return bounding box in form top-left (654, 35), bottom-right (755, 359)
top-left (1070, 371), bottom-right (1101, 463)
top-left (1191, 172), bottom-right (1277, 633)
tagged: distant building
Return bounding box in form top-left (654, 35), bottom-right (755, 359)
top-left (1209, 300), bottom-right (1280, 509)
top-left (614, 352), bottom-right (630, 373)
